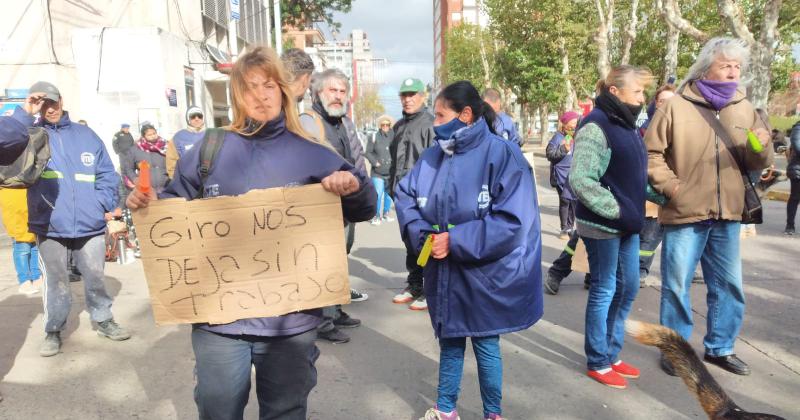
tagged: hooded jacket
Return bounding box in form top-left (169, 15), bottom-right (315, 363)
top-left (365, 128), bottom-right (393, 178)
top-left (645, 83), bottom-right (773, 225)
top-left (395, 117), bottom-right (543, 338)
top-left (1, 107), bottom-right (119, 238)
top-left (389, 108), bottom-right (435, 193)
top-left (494, 111), bottom-right (522, 146)
top-left (161, 112), bottom-right (376, 337)
top-left (545, 131), bottom-right (574, 200)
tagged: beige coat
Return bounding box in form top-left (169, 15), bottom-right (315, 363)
top-left (645, 82), bottom-right (773, 225)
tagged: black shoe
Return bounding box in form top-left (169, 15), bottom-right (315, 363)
top-left (703, 354), bottom-right (751, 376)
top-left (544, 272), bottom-right (561, 295)
top-left (583, 274), bottom-right (591, 290)
top-left (333, 310), bottom-right (361, 329)
top-left (40, 332), bottom-right (62, 357)
top-left (69, 273), bottom-right (81, 283)
top-left (350, 288), bottom-right (368, 302)
top-left (317, 327), bottom-right (350, 344)
top-left (692, 270), bottom-right (704, 284)
top-left (660, 353), bottom-right (677, 376)
top-left (785, 226), bottom-right (796, 236)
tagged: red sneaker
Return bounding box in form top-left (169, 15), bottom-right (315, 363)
top-left (587, 369), bottom-right (627, 389)
top-left (612, 360), bottom-right (640, 378)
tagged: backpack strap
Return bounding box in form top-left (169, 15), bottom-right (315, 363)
top-left (196, 128), bottom-right (226, 199)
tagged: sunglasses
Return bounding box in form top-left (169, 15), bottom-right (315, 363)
top-left (189, 114), bottom-right (204, 120)
top-left (380, 123), bottom-right (390, 126)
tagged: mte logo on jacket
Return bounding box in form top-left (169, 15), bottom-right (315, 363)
top-left (80, 152), bottom-right (95, 167)
top-left (478, 185), bottom-right (491, 209)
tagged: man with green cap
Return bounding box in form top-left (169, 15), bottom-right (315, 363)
top-left (390, 77), bottom-right (435, 311)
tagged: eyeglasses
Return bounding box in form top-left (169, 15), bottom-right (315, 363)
top-left (189, 114), bottom-right (204, 120)
top-left (380, 123), bottom-right (390, 127)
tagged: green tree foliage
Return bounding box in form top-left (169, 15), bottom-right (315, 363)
top-left (440, 24), bottom-right (497, 93)
top-left (353, 88), bottom-right (385, 129)
top-left (280, 0), bottom-right (353, 31)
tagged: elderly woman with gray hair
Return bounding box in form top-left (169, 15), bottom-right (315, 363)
top-left (645, 37), bottom-right (773, 377)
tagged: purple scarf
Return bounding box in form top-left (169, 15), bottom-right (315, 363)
top-left (695, 79), bottom-right (738, 110)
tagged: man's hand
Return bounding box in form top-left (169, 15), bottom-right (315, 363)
top-left (431, 232), bottom-right (450, 259)
top-left (23, 93), bottom-right (46, 116)
top-left (126, 188), bottom-right (157, 209)
top-left (321, 171), bottom-right (360, 196)
top-left (753, 127), bottom-right (770, 147)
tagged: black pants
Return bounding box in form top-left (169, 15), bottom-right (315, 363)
top-left (788, 178), bottom-right (800, 229)
top-left (405, 242), bottom-right (424, 297)
top-left (548, 231), bottom-right (581, 280)
top-left (557, 188), bottom-right (576, 233)
top-left (639, 217), bottom-right (664, 277)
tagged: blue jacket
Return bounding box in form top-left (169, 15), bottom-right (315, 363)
top-left (1, 107), bottom-right (119, 238)
top-left (788, 122), bottom-right (800, 180)
top-left (172, 128), bottom-right (205, 157)
top-left (161, 113), bottom-right (376, 337)
top-left (395, 118), bottom-right (543, 338)
top-left (545, 131), bottom-right (575, 200)
top-left (494, 112), bottom-right (522, 146)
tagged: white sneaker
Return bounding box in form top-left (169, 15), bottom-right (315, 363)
top-left (18, 281), bottom-right (39, 295)
top-left (370, 217), bottom-right (381, 226)
top-left (382, 215), bottom-right (395, 222)
top-left (409, 296), bottom-right (428, 311)
top-left (392, 289), bottom-right (415, 304)
top-left (420, 408), bottom-right (460, 420)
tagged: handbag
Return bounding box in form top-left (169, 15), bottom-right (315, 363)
top-left (692, 103), bottom-right (763, 224)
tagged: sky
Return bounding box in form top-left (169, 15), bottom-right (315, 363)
top-left (325, 0), bottom-right (434, 119)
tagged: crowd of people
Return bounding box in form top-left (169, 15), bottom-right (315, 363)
top-left (0, 35), bottom-right (797, 419)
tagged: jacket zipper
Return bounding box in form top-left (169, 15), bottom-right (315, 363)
top-left (54, 127), bottom-right (78, 236)
top-left (436, 154), bottom-right (455, 337)
top-left (714, 111), bottom-right (722, 218)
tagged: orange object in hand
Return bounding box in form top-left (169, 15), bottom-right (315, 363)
top-left (137, 161), bottom-right (152, 194)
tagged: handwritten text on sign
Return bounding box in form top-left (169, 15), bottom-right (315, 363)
top-left (132, 185), bottom-right (349, 325)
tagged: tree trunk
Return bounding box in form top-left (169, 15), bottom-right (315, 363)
top-left (663, 23), bottom-right (679, 84)
top-left (716, 0), bottom-right (781, 109)
top-left (594, 0), bottom-right (614, 79)
top-left (539, 104), bottom-right (550, 146)
top-left (478, 29), bottom-right (492, 90)
top-left (620, 0), bottom-right (640, 65)
top-left (559, 37), bottom-right (577, 110)
top-left (657, 0), bottom-right (708, 42)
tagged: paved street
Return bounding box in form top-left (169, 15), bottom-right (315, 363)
top-left (0, 154), bottom-right (797, 419)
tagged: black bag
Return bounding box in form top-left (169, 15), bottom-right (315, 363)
top-left (0, 128), bottom-right (50, 188)
top-left (692, 104), bottom-right (763, 224)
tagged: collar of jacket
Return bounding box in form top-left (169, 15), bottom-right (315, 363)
top-left (451, 117), bottom-right (490, 154)
top-left (312, 100), bottom-right (343, 125)
top-left (679, 81), bottom-right (747, 110)
top-left (39, 111), bottom-right (72, 129)
top-left (241, 111), bottom-right (288, 141)
top-left (402, 107), bottom-right (428, 121)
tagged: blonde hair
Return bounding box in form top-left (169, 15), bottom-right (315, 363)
top-left (595, 65), bottom-right (654, 95)
top-left (228, 46), bottom-right (313, 141)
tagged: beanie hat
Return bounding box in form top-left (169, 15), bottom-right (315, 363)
top-left (186, 106), bottom-right (204, 123)
top-left (559, 111), bottom-right (580, 125)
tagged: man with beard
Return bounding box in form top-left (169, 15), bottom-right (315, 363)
top-left (389, 77), bottom-right (435, 311)
top-left (300, 69), bottom-right (367, 344)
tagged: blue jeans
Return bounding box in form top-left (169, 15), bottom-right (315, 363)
top-left (192, 327), bottom-right (320, 420)
top-left (371, 177), bottom-right (392, 218)
top-left (438, 336), bottom-right (502, 417)
top-left (660, 221), bottom-right (744, 357)
top-left (583, 234), bottom-right (640, 370)
top-left (12, 240), bottom-right (41, 284)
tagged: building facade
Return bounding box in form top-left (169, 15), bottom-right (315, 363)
top-left (433, 0), bottom-right (488, 90)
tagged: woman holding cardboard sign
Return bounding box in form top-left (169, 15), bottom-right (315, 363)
top-left (395, 81), bottom-right (542, 420)
top-left (126, 46), bottom-right (375, 420)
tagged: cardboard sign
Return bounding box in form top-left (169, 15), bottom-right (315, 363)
top-left (132, 184), bottom-right (350, 325)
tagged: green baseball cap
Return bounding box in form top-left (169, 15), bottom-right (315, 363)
top-left (399, 78), bottom-right (425, 93)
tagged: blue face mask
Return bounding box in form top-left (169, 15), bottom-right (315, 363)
top-left (433, 117), bottom-right (468, 141)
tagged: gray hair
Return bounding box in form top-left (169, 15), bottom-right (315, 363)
top-left (681, 37), bottom-right (750, 88)
top-left (281, 48), bottom-right (315, 77)
top-left (310, 69), bottom-right (350, 98)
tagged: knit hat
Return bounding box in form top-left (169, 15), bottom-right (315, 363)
top-left (186, 106), bottom-right (204, 123)
top-left (559, 111), bottom-right (580, 124)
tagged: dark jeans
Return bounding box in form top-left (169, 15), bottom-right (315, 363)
top-left (548, 231), bottom-right (581, 280)
top-left (639, 217), bottom-right (663, 277)
top-left (556, 188), bottom-right (576, 233)
top-left (192, 328), bottom-right (320, 420)
top-left (788, 178), bottom-right (800, 229)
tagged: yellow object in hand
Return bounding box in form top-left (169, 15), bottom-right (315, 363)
top-left (417, 234), bottom-right (435, 267)
top-left (746, 129), bottom-right (763, 153)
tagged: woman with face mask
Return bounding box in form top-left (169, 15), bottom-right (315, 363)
top-left (568, 65), bottom-right (653, 389)
top-left (121, 124), bottom-right (170, 193)
top-left (395, 80), bottom-right (543, 420)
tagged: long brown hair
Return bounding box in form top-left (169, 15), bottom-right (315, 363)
top-left (228, 46), bottom-right (312, 141)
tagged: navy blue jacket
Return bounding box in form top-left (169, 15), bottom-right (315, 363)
top-left (395, 118), bottom-right (543, 338)
top-left (788, 122), bottom-right (800, 180)
top-left (172, 128), bottom-right (205, 157)
top-left (545, 131), bottom-right (575, 200)
top-left (1, 107), bottom-right (119, 238)
top-left (575, 109), bottom-right (647, 233)
top-left (161, 114), bottom-right (376, 337)
top-left (494, 112), bottom-right (521, 147)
